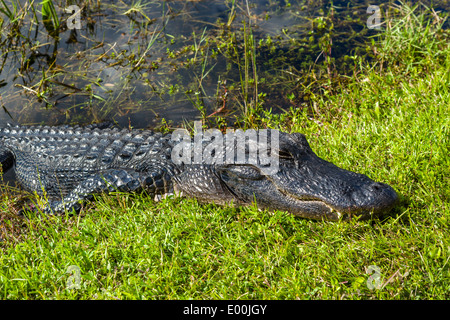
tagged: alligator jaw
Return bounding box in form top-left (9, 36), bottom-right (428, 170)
top-left (277, 181), bottom-right (399, 221)
top-left (279, 196), bottom-right (393, 221)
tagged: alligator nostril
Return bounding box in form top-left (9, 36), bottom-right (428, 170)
top-left (371, 182), bottom-right (398, 204)
top-left (372, 182), bottom-right (384, 192)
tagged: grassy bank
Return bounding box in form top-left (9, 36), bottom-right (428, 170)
top-left (0, 3), bottom-right (449, 299)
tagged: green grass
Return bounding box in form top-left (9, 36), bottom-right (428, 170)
top-left (0, 2), bottom-right (449, 299)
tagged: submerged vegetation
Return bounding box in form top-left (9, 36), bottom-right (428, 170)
top-left (0, 0), bottom-right (414, 127)
top-left (0, 0), bottom-right (449, 299)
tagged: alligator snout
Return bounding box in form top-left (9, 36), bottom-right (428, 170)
top-left (338, 181), bottom-right (399, 219)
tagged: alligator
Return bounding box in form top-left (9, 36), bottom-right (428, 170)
top-left (0, 123), bottom-right (398, 220)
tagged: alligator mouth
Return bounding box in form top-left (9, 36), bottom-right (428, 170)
top-left (279, 183), bottom-right (399, 221)
top-left (276, 191), bottom-right (343, 220)
top-left (280, 196), bottom-right (365, 221)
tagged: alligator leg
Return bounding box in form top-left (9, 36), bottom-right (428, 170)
top-left (31, 166), bottom-right (172, 214)
top-left (30, 169), bottom-right (145, 214)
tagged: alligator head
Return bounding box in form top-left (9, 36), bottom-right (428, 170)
top-left (206, 131), bottom-right (398, 221)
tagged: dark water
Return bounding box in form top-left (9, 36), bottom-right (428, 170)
top-left (0, 0), bottom-right (448, 130)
